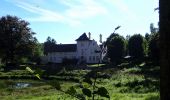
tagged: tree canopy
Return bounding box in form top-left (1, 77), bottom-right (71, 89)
top-left (0, 15), bottom-right (37, 64)
top-left (128, 34), bottom-right (145, 58)
top-left (147, 23), bottom-right (160, 63)
top-left (107, 33), bottom-right (126, 64)
top-left (43, 36), bottom-right (56, 55)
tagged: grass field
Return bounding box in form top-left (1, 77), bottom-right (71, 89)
top-left (0, 62), bottom-right (160, 100)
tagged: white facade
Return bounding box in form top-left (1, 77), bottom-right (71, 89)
top-left (42, 33), bottom-right (103, 64)
top-left (76, 40), bottom-right (101, 63)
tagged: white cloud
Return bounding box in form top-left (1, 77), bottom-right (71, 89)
top-left (6, 0), bottom-right (109, 27)
top-left (105, 0), bottom-right (139, 20)
top-left (61, 0), bottom-right (108, 20)
top-left (15, 1), bottom-right (64, 22)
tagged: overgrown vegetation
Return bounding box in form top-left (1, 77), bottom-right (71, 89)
top-left (0, 61), bottom-right (160, 100)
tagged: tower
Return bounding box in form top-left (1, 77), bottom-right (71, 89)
top-left (99, 34), bottom-right (102, 43)
top-left (88, 32), bottom-right (91, 40)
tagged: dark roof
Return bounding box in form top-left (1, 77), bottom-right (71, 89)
top-left (76, 33), bottom-right (90, 41)
top-left (50, 44), bottom-right (77, 52)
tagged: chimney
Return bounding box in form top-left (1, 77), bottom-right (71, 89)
top-left (88, 32), bottom-right (91, 40)
top-left (99, 34), bottom-right (102, 43)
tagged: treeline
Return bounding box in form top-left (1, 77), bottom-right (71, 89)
top-left (0, 15), bottom-right (159, 67)
top-left (106, 23), bottom-right (159, 65)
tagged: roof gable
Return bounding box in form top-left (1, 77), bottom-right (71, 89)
top-left (50, 44), bottom-right (77, 52)
top-left (76, 33), bottom-right (90, 41)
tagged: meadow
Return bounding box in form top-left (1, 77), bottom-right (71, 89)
top-left (0, 62), bottom-right (160, 100)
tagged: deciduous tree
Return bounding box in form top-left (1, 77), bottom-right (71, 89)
top-left (43, 36), bottom-right (56, 55)
top-left (128, 34), bottom-right (145, 59)
top-left (107, 33), bottom-right (125, 64)
top-left (0, 15), bottom-right (37, 64)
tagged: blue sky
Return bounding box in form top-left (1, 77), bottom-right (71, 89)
top-left (0, 0), bottom-right (159, 44)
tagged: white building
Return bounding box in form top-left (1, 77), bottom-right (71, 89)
top-left (42, 33), bottom-right (106, 64)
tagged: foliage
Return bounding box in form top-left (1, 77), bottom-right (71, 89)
top-left (0, 15), bottom-right (37, 64)
top-left (128, 34), bottom-right (145, 58)
top-left (26, 67), bottom-right (41, 79)
top-left (150, 23), bottom-right (158, 34)
top-left (43, 36), bottom-right (56, 55)
top-left (107, 33), bottom-right (126, 64)
top-left (0, 61), bottom-right (160, 99)
top-left (81, 71), bottom-right (110, 99)
top-left (25, 65), bottom-right (110, 100)
top-left (147, 23), bottom-right (160, 64)
top-left (148, 33), bottom-right (159, 63)
top-left (144, 33), bottom-right (150, 55)
top-left (145, 33), bottom-right (150, 42)
top-left (30, 43), bottom-right (44, 64)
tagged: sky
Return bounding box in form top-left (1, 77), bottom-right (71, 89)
top-left (0, 0), bottom-right (159, 44)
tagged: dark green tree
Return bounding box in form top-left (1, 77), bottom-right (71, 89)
top-left (128, 34), bottom-right (145, 59)
top-left (107, 33), bottom-right (126, 64)
top-left (150, 23), bottom-right (157, 34)
top-left (31, 42), bottom-right (44, 64)
top-left (145, 33), bottom-right (150, 42)
top-left (144, 33), bottom-right (150, 55)
top-left (0, 15), bottom-right (37, 64)
top-left (148, 33), bottom-right (159, 64)
top-left (125, 35), bottom-right (131, 56)
top-left (43, 36), bottom-right (56, 55)
top-left (148, 23), bottom-right (160, 64)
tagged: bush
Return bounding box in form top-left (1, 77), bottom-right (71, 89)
top-left (128, 34), bottom-right (145, 59)
top-left (107, 34), bottom-right (126, 64)
top-left (4, 63), bottom-right (19, 71)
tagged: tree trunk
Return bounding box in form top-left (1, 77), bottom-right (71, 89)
top-left (159, 0), bottom-right (170, 100)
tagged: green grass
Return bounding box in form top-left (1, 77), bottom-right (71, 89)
top-left (0, 62), bottom-right (160, 100)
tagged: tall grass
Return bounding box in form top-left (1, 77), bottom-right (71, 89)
top-left (0, 62), bottom-right (160, 100)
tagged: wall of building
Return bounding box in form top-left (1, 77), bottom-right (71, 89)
top-left (41, 40), bottom-right (102, 64)
top-left (77, 40), bottom-right (101, 63)
top-left (46, 52), bottom-right (76, 63)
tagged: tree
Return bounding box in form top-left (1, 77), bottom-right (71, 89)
top-left (150, 23), bottom-right (157, 34)
top-left (30, 43), bottom-right (44, 64)
top-left (145, 33), bottom-right (150, 42)
top-left (0, 15), bottom-right (37, 64)
top-left (148, 32), bottom-right (160, 64)
top-left (43, 36), bottom-right (56, 55)
top-left (159, 0), bottom-right (170, 99)
top-left (144, 33), bottom-right (150, 55)
top-left (107, 33), bottom-right (125, 64)
top-left (128, 34), bottom-right (145, 59)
